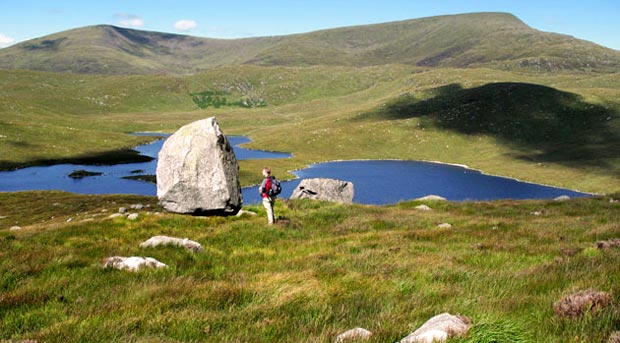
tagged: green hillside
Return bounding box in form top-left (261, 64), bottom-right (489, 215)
top-left (1, 12), bottom-right (620, 74)
top-left (1, 191), bottom-right (619, 342)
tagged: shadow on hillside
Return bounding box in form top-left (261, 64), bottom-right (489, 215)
top-left (357, 82), bottom-right (620, 169)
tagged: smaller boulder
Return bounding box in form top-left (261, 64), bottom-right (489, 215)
top-left (400, 313), bottom-right (471, 343)
top-left (437, 223), bottom-right (452, 229)
top-left (103, 256), bottom-right (167, 272)
top-left (140, 235), bottom-right (203, 252)
top-left (415, 205), bottom-right (432, 211)
top-left (9, 226), bottom-right (21, 231)
top-left (290, 178), bottom-right (354, 204)
top-left (335, 327), bottom-right (372, 342)
top-left (127, 213), bottom-right (139, 221)
top-left (554, 195), bottom-right (571, 202)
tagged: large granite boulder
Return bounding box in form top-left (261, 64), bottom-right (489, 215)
top-left (290, 178), bottom-right (354, 203)
top-left (156, 117), bottom-right (242, 215)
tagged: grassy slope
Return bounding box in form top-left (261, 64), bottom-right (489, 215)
top-left (1, 66), bottom-right (619, 193)
top-left (1, 191), bottom-right (619, 342)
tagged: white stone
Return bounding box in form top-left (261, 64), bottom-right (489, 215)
top-left (236, 209), bottom-right (257, 217)
top-left (554, 195), bottom-right (571, 202)
top-left (416, 195), bottom-right (447, 201)
top-left (127, 213), bottom-right (139, 220)
top-left (103, 256), bottom-right (167, 271)
top-left (335, 327), bottom-right (373, 342)
top-left (140, 235), bottom-right (203, 252)
top-left (109, 213), bottom-right (124, 219)
top-left (156, 117), bottom-right (242, 215)
top-left (399, 313), bottom-right (471, 343)
top-left (437, 223), bottom-right (452, 229)
top-left (119, 207), bottom-right (127, 213)
top-left (415, 205), bottom-right (432, 211)
top-left (9, 226), bottom-right (21, 231)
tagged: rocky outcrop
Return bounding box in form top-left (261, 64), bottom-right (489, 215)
top-left (553, 289), bottom-right (612, 318)
top-left (290, 178), bottom-right (354, 203)
top-left (400, 313), bottom-right (471, 343)
top-left (156, 117), bottom-right (242, 215)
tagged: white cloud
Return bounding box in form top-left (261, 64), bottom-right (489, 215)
top-left (174, 20), bottom-right (197, 32)
top-left (115, 13), bottom-right (145, 28)
top-left (0, 34), bottom-right (15, 47)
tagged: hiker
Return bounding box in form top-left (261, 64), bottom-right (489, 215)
top-left (259, 167), bottom-right (280, 224)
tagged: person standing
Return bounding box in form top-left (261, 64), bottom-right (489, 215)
top-left (259, 167), bottom-right (276, 224)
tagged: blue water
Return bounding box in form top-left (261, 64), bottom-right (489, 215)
top-left (246, 160), bottom-right (590, 205)
top-left (0, 135), bottom-right (590, 204)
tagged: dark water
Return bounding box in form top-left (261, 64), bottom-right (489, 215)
top-left (0, 136), bottom-right (591, 204)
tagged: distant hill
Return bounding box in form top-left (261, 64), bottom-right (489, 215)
top-left (1, 12), bottom-right (620, 74)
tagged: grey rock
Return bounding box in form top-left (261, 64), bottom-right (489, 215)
top-left (156, 117), bottom-right (242, 215)
top-left (335, 327), bottom-right (372, 342)
top-left (415, 205), bottom-right (432, 211)
top-left (140, 235), bottom-right (203, 252)
top-left (9, 226), bottom-right (21, 231)
top-left (108, 213), bottom-right (124, 219)
top-left (127, 213), bottom-right (139, 220)
top-left (437, 223), bottom-right (452, 229)
top-left (290, 178), bottom-right (354, 204)
top-left (131, 204), bottom-right (143, 210)
top-left (103, 256), bottom-right (167, 271)
top-left (400, 313), bottom-right (471, 343)
top-left (119, 207), bottom-right (127, 214)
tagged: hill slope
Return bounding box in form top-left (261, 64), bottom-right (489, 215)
top-left (1, 12), bottom-right (620, 74)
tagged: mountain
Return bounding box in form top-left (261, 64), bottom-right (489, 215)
top-left (1, 12), bottom-right (620, 74)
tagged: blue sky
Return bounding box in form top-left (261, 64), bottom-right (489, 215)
top-left (1, 0), bottom-right (619, 50)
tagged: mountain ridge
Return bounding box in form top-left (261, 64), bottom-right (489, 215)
top-left (1, 12), bottom-right (620, 74)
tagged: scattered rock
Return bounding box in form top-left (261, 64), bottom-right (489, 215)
top-left (108, 213), bottom-right (124, 219)
top-left (554, 195), bottom-right (571, 202)
top-left (236, 209), bottom-right (257, 217)
top-left (130, 204), bottom-right (143, 210)
top-left (66, 217), bottom-right (73, 222)
top-left (400, 313), bottom-right (471, 343)
top-left (290, 178), bottom-right (354, 204)
top-left (597, 239), bottom-right (620, 250)
top-left (530, 210), bottom-right (544, 216)
top-left (119, 207), bottom-right (127, 214)
top-left (415, 205), bottom-right (432, 211)
top-left (335, 327), bottom-right (373, 342)
top-left (127, 213), bottom-right (139, 221)
top-left (9, 226), bottom-right (22, 231)
top-left (103, 256), bottom-right (167, 272)
top-left (0, 215), bottom-right (7, 219)
top-left (415, 195), bottom-right (447, 201)
top-left (553, 289), bottom-right (612, 318)
top-left (140, 235), bottom-right (203, 252)
top-left (156, 117), bottom-right (242, 215)
top-left (437, 223), bottom-right (452, 229)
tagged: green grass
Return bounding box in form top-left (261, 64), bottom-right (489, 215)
top-left (1, 191), bottom-right (619, 342)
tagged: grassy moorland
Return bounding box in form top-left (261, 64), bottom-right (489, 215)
top-left (1, 65), bottom-right (619, 193)
top-left (1, 191), bottom-right (619, 342)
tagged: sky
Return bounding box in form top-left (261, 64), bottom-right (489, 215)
top-left (1, 0), bottom-right (619, 50)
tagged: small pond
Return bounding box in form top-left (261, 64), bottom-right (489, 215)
top-left (0, 135), bottom-right (591, 204)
